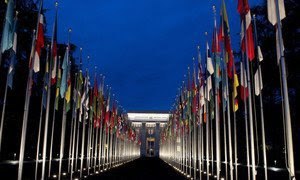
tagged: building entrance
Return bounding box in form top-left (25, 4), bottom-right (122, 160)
top-left (146, 137), bottom-right (155, 157)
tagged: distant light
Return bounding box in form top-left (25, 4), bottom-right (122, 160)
top-left (96, 171), bottom-right (99, 174)
top-left (53, 174), bottom-right (57, 178)
top-left (62, 172), bottom-right (67, 176)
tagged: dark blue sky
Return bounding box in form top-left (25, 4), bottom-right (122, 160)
top-left (44, 0), bottom-right (262, 111)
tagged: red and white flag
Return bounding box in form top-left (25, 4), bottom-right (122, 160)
top-left (238, 0), bottom-right (255, 61)
top-left (33, 14), bottom-right (44, 72)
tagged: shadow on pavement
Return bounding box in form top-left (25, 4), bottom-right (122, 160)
top-left (87, 157), bottom-right (186, 180)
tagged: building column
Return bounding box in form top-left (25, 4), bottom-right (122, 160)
top-left (155, 123), bottom-right (160, 157)
top-left (141, 123), bottom-right (146, 157)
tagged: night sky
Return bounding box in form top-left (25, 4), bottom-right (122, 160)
top-left (44, 0), bottom-right (262, 111)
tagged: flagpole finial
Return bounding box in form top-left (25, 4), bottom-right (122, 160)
top-left (68, 28), bottom-right (72, 33)
top-left (205, 31), bottom-right (208, 36)
top-left (80, 47), bottom-right (83, 51)
top-left (55, 1), bottom-right (58, 7)
top-left (197, 45), bottom-right (200, 50)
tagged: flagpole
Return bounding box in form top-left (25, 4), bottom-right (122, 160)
top-left (68, 99), bottom-right (75, 173)
top-left (0, 11), bottom-right (18, 152)
top-left (252, 14), bottom-right (268, 180)
top-left (204, 32), bottom-right (210, 180)
top-left (80, 105), bottom-right (87, 178)
top-left (222, 78), bottom-right (228, 180)
top-left (212, 6), bottom-right (221, 180)
top-left (17, 0), bottom-right (44, 177)
top-left (58, 28), bottom-right (71, 180)
top-left (243, 13), bottom-right (257, 180)
top-left (225, 61), bottom-right (233, 180)
top-left (274, 0), bottom-right (295, 178)
top-left (242, 61), bottom-right (251, 180)
top-left (233, 98), bottom-right (238, 180)
top-left (75, 47), bottom-right (83, 172)
top-left (98, 76), bottom-right (105, 171)
top-left (70, 73), bottom-right (78, 179)
top-left (17, 28), bottom-right (37, 180)
top-left (48, 55), bottom-right (61, 177)
top-left (80, 61), bottom-right (90, 178)
top-left (34, 45), bottom-right (50, 180)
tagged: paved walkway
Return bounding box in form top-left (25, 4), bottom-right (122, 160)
top-left (87, 157), bottom-right (186, 180)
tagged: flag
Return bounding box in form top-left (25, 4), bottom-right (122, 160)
top-left (65, 72), bottom-right (71, 112)
top-left (240, 61), bottom-right (248, 101)
top-left (254, 68), bottom-right (263, 96)
top-left (238, 0), bottom-right (255, 61)
top-left (7, 16), bottom-right (17, 89)
top-left (80, 71), bottom-right (90, 121)
top-left (276, 27), bottom-right (284, 64)
top-left (60, 47), bottom-right (69, 98)
top-left (206, 42), bottom-right (214, 75)
top-left (42, 57), bottom-right (49, 109)
top-left (220, 0), bottom-right (234, 79)
top-left (233, 67), bottom-right (239, 112)
top-left (33, 14), bottom-right (45, 72)
top-left (1, 0), bottom-right (14, 53)
top-left (267, 0), bottom-right (286, 26)
top-left (51, 6), bottom-right (58, 85)
top-left (55, 58), bottom-right (61, 110)
top-left (104, 91), bottom-right (110, 126)
top-left (258, 46), bottom-right (263, 62)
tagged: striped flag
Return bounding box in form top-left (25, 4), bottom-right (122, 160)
top-left (238, 0), bottom-right (255, 61)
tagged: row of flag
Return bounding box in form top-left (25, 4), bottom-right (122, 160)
top-left (0, 0), bottom-right (140, 179)
top-left (160, 0), bottom-right (295, 180)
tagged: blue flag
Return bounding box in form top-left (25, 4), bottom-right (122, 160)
top-left (1, 0), bottom-right (15, 53)
top-left (60, 47), bottom-right (69, 98)
top-left (7, 17), bottom-right (17, 89)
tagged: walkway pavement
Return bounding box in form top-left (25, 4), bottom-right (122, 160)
top-left (87, 157), bottom-right (186, 180)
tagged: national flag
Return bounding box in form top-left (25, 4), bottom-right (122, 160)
top-left (60, 47), bottom-right (69, 98)
top-left (220, 0), bottom-right (234, 79)
top-left (65, 72), bottom-right (71, 112)
top-left (267, 0), bottom-right (286, 26)
top-left (254, 46), bottom-right (263, 96)
top-left (33, 13), bottom-right (45, 72)
top-left (206, 42), bottom-right (214, 75)
top-left (80, 71), bottom-right (90, 121)
top-left (7, 16), bottom-right (17, 89)
top-left (104, 90), bottom-right (110, 126)
top-left (42, 56), bottom-right (49, 109)
top-left (233, 67), bottom-right (239, 112)
top-left (258, 46), bottom-right (263, 62)
top-left (254, 68), bottom-right (263, 96)
top-left (276, 27), bottom-right (284, 64)
top-left (238, 0), bottom-right (255, 61)
top-left (55, 58), bottom-right (61, 110)
top-left (1, 0), bottom-right (14, 53)
top-left (240, 61), bottom-right (248, 101)
top-left (51, 6), bottom-right (58, 85)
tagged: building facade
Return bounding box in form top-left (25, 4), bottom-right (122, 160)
top-left (127, 111), bottom-right (169, 157)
